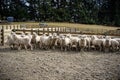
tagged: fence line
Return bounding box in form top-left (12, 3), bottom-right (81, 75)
top-left (0, 25), bottom-right (21, 30)
top-left (13, 27), bottom-right (120, 36)
top-left (0, 24), bottom-right (120, 46)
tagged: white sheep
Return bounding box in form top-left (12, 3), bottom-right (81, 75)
top-left (91, 35), bottom-right (105, 51)
top-left (40, 34), bottom-right (53, 49)
top-left (68, 35), bottom-right (80, 51)
top-left (110, 39), bottom-right (119, 52)
top-left (32, 32), bottom-right (41, 49)
top-left (5, 32), bottom-right (16, 49)
top-left (61, 35), bottom-right (72, 51)
top-left (114, 38), bottom-right (120, 48)
top-left (11, 32), bottom-right (33, 50)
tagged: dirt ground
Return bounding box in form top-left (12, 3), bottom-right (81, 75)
top-left (0, 46), bottom-right (120, 80)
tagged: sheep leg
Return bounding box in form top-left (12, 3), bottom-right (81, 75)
top-left (40, 43), bottom-right (43, 49)
top-left (10, 46), bottom-right (13, 50)
top-left (74, 44), bottom-right (78, 51)
top-left (83, 47), bottom-right (85, 51)
top-left (78, 47), bottom-right (81, 51)
top-left (24, 45), bottom-right (27, 50)
top-left (29, 43), bottom-right (33, 50)
top-left (81, 47), bottom-right (83, 51)
top-left (88, 45), bottom-right (90, 51)
top-left (52, 45), bottom-right (56, 50)
top-left (99, 46), bottom-right (102, 52)
top-left (10, 44), bottom-right (15, 50)
top-left (10, 44), bottom-right (13, 50)
top-left (64, 47), bottom-right (67, 51)
top-left (39, 42), bottom-right (42, 49)
top-left (86, 43), bottom-right (90, 51)
top-left (12, 44), bottom-right (15, 49)
top-left (61, 47), bottom-right (63, 51)
top-left (18, 44), bottom-right (21, 50)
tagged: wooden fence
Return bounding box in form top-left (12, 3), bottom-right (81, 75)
top-left (13, 27), bottom-right (120, 36)
top-left (0, 24), bottom-right (120, 46)
top-left (0, 25), bottom-right (21, 30)
top-left (0, 25), bottom-right (21, 45)
top-left (13, 27), bottom-right (82, 35)
top-left (0, 26), bottom-right (4, 46)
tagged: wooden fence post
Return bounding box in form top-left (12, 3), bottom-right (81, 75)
top-left (10, 26), bottom-right (12, 29)
top-left (47, 27), bottom-right (49, 35)
top-left (51, 27), bottom-right (53, 34)
top-left (65, 27), bottom-right (66, 33)
top-left (70, 28), bottom-right (71, 33)
top-left (9, 25), bottom-right (11, 29)
top-left (55, 27), bottom-right (57, 32)
top-left (37, 29), bottom-right (39, 35)
top-left (6, 25), bottom-right (8, 30)
top-left (0, 27), bottom-right (1, 45)
top-left (1, 26), bottom-right (4, 46)
top-left (63, 27), bottom-right (64, 32)
top-left (75, 28), bottom-right (77, 34)
top-left (17, 25), bottom-right (18, 29)
top-left (13, 25), bottom-right (15, 29)
top-left (23, 29), bottom-right (25, 33)
top-left (58, 27), bottom-right (59, 32)
top-left (62, 27), bottom-right (64, 33)
top-left (59, 27), bottom-right (62, 32)
top-left (31, 29), bottom-right (33, 34)
top-left (43, 27), bottom-right (45, 34)
top-left (57, 27), bottom-right (59, 35)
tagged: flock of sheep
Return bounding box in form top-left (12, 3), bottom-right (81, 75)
top-left (5, 31), bottom-right (120, 52)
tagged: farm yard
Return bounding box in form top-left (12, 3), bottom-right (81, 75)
top-left (0, 46), bottom-right (120, 80)
top-left (0, 0), bottom-right (120, 79)
top-left (0, 22), bottom-right (120, 80)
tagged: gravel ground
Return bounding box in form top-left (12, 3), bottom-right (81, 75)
top-left (0, 46), bottom-right (120, 80)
